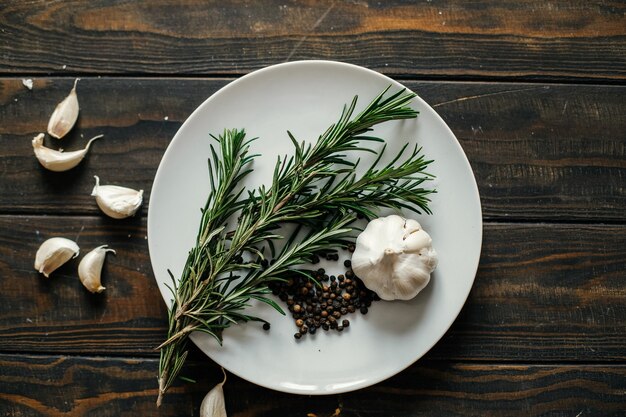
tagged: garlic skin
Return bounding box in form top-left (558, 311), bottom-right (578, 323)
top-left (351, 214), bottom-right (438, 301)
top-left (32, 133), bottom-right (103, 172)
top-left (22, 79), bottom-right (33, 90)
top-left (91, 176), bottom-right (143, 219)
top-left (78, 245), bottom-right (115, 293)
top-left (47, 78), bottom-right (79, 139)
top-left (200, 369), bottom-right (227, 417)
top-left (34, 237), bottom-right (80, 278)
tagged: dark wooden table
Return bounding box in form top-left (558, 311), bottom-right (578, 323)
top-left (1, 1), bottom-right (625, 416)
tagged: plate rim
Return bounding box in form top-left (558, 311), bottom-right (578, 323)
top-left (148, 59), bottom-right (483, 394)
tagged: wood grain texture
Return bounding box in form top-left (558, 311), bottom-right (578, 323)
top-left (1, 0), bottom-right (625, 81)
top-left (1, 216), bottom-right (624, 361)
top-left (1, 78), bottom-right (625, 221)
top-left (1, 354), bottom-right (625, 417)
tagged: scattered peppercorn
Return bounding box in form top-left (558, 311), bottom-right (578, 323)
top-left (271, 259), bottom-right (379, 339)
top-left (263, 322), bottom-right (271, 331)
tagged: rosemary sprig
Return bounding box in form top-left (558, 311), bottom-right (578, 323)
top-left (156, 87), bottom-right (435, 406)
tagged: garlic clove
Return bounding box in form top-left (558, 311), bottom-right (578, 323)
top-left (91, 175), bottom-right (143, 219)
top-left (200, 368), bottom-right (227, 417)
top-left (47, 78), bottom-right (80, 139)
top-left (78, 245), bottom-right (116, 293)
top-left (32, 133), bottom-right (103, 172)
top-left (22, 78), bottom-right (33, 90)
top-left (34, 237), bottom-right (80, 278)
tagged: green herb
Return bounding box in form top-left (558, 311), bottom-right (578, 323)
top-left (156, 87), bottom-right (435, 406)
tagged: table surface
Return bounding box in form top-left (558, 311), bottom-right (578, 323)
top-left (1, 1), bottom-right (625, 416)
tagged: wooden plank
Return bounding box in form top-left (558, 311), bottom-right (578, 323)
top-left (0, 354), bottom-right (624, 416)
top-left (0, 216), bottom-right (624, 361)
top-left (417, 82), bottom-right (626, 222)
top-left (1, 78), bottom-right (625, 221)
top-left (1, 1), bottom-right (625, 81)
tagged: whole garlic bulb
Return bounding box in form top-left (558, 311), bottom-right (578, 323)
top-left (34, 237), bottom-right (80, 278)
top-left (91, 176), bottom-right (143, 219)
top-left (351, 214), bottom-right (438, 301)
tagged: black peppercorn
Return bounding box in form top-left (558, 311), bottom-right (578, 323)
top-left (342, 319), bottom-right (350, 327)
top-left (294, 332), bottom-right (302, 339)
top-left (343, 259), bottom-right (351, 268)
top-left (263, 323), bottom-right (271, 331)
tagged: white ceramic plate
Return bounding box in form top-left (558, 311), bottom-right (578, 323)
top-left (148, 61), bottom-right (482, 395)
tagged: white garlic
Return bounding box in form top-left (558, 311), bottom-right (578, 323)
top-left (47, 78), bottom-right (80, 139)
top-left (351, 214), bottom-right (438, 301)
top-left (78, 245), bottom-right (115, 293)
top-left (200, 368), bottom-right (227, 417)
top-left (34, 237), bottom-right (80, 278)
top-left (91, 176), bottom-right (144, 219)
top-left (22, 79), bottom-right (33, 90)
top-left (32, 133), bottom-right (103, 172)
